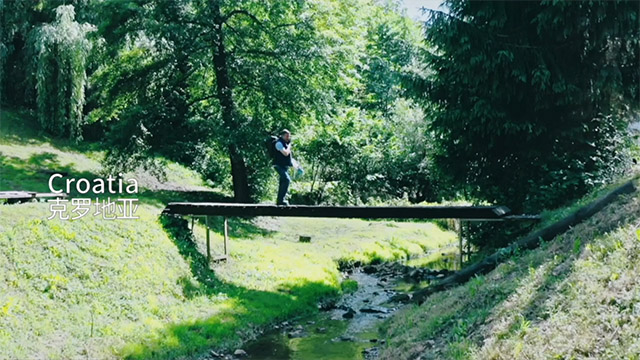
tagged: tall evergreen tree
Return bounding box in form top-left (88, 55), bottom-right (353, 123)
top-left (414, 0), bottom-right (639, 212)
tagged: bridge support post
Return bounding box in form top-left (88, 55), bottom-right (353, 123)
top-left (205, 216), bottom-right (211, 261)
top-left (223, 217), bottom-right (229, 257)
top-left (466, 226), bottom-right (471, 264)
top-left (457, 219), bottom-right (464, 269)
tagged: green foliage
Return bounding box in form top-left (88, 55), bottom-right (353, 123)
top-left (90, 0), bottom-right (374, 200)
top-left (0, 0), bottom-right (33, 105)
top-left (380, 183), bottom-right (640, 359)
top-left (29, 5), bottom-right (94, 140)
top-left (87, 0), bottom-right (435, 203)
top-left (340, 279), bottom-right (359, 294)
top-left (297, 97), bottom-right (443, 204)
top-left (412, 0), bottom-right (639, 214)
top-left (2, 0), bottom-right (637, 226)
top-left (3, 0), bottom-right (432, 205)
top-left (573, 237), bottom-right (582, 255)
top-left (0, 112), bottom-right (458, 358)
top-left (468, 275), bottom-right (485, 297)
top-left (292, 6), bottom-right (436, 204)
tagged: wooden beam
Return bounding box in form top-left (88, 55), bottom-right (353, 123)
top-left (223, 217), bottom-right (229, 256)
top-left (0, 191), bottom-right (68, 204)
top-left (457, 220), bottom-right (464, 269)
top-left (163, 203), bottom-right (512, 220)
top-left (0, 191), bottom-right (36, 200)
top-left (34, 192), bottom-right (68, 199)
top-left (211, 255), bottom-right (228, 262)
top-left (205, 216), bottom-right (211, 261)
top-left (411, 180), bottom-right (637, 304)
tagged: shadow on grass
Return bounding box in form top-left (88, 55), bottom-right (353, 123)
top-left (382, 209), bottom-right (629, 359)
top-left (125, 215), bottom-right (339, 360)
top-left (1, 150), bottom-right (274, 240)
top-left (420, 192), bottom-right (640, 359)
top-left (515, 192), bottom-right (640, 327)
top-left (0, 148), bottom-right (225, 207)
top-left (206, 216), bottom-right (276, 239)
top-left (0, 152), bottom-right (99, 194)
top-left (0, 108), bottom-right (101, 154)
top-left (0, 108), bottom-right (43, 145)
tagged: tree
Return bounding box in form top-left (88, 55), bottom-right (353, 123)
top-left (412, 0), bottom-right (639, 213)
top-left (297, 2), bottom-right (436, 204)
top-left (29, 5), bottom-right (94, 140)
top-left (92, 0), bottom-right (361, 202)
top-left (0, 0), bottom-right (33, 106)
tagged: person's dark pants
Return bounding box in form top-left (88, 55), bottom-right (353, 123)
top-left (274, 165), bottom-right (291, 205)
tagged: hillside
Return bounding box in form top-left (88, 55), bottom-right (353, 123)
top-left (3, 108), bottom-right (638, 360)
top-left (0, 109), bottom-right (457, 359)
top-left (379, 177), bottom-right (640, 359)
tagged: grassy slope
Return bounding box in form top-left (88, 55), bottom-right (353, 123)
top-left (380, 177), bottom-right (640, 360)
top-left (0, 109), bottom-right (456, 359)
top-left (0, 109), bottom-right (210, 196)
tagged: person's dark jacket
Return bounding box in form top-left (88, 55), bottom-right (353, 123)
top-left (274, 138), bottom-right (293, 167)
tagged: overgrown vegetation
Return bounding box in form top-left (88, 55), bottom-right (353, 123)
top-left (0, 205), bottom-right (453, 359)
top-left (2, 0), bottom-right (638, 216)
top-left (405, 0), bottom-right (639, 248)
top-left (30, 5), bottom-right (94, 140)
top-left (87, 0), bottom-right (431, 203)
top-left (1, 0), bottom-right (639, 356)
top-left (379, 177), bottom-right (640, 359)
top-left (0, 110), bottom-right (455, 359)
top-left (414, 0), bottom-right (639, 213)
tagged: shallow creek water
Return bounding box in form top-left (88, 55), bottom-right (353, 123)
top-left (243, 271), bottom-right (403, 360)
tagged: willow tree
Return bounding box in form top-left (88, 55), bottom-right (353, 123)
top-left (30, 5), bottom-right (94, 140)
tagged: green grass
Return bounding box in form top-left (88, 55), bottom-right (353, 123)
top-left (406, 245), bottom-right (458, 270)
top-left (0, 108), bottom-right (213, 200)
top-left (537, 174), bottom-right (640, 226)
top-left (341, 279), bottom-right (359, 294)
top-left (378, 177), bottom-right (640, 360)
top-left (0, 109), bottom-right (457, 359)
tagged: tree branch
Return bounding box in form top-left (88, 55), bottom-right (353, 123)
top-left (223, 9), bottom-right (262, 26)
top-left (188, 93), bottom-right (218, 106)
top-left (236, 49), bottom-right (285, 57)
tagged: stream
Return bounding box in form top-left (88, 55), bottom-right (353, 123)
top-left (211, 259), bottom-right (455, 360)
top-left (240, 267), bottom-right (412, 360)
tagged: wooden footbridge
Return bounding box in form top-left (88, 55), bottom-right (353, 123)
top-left (164, 203), bottom-right (515, 219)
top-left (0, 191), bottom-right (68, 204)
top-left (163, 202), bottom-right (540, 264)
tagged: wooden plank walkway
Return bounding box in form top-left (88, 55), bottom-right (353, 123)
top-left (0, 191), bottom-right (37, 200)
top-left (0, 191), bottom-right (68, 203)
top-left (163, 202), bottom-right (512, 220)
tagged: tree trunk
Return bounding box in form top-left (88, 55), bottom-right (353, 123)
top-left (229, 143), bottom-right (251, 203)
top-left (211, 1), bottom-right (251, 203)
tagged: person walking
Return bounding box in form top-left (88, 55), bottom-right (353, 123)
top-left (273, 129), bottom-right (293, 205)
